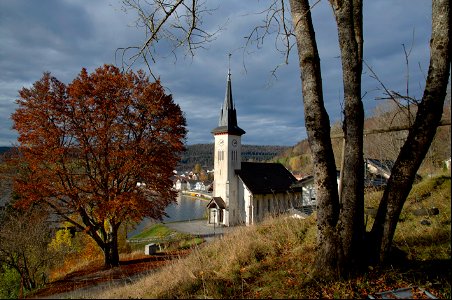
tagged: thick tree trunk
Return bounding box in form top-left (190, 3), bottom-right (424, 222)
top-left (370, 0), bottom-right (450, 263)
top-left (102, 228), bottom-right (120, 267)
top-left (103, 244), bottom-right (120, 267)
top-left (330, 0), bottom-right (366, 271)
top-left (81, 210), bottom-right (121, 267)
top-left (289, 0), bottom-right (341, 279)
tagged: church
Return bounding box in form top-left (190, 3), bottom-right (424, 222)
top-left (206, 70), bottom-right (304, 226)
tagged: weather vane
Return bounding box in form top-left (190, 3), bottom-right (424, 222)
top-left (228, 53), bottom-right (232, 75)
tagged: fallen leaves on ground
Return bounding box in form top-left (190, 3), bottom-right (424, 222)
top-left (26, 249), bottom-right (191, 299)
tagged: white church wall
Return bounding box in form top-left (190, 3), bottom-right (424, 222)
top-left (242, 183), bottom-right (253, 225)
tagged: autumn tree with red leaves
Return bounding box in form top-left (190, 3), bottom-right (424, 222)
top-left (11, 65), bottom-right (186, 267)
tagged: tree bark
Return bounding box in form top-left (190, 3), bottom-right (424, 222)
top-left (80, 209), bottom-right (121, 267)
top-left (289, 0), bottom-right (341, 279)
top-left (103, 244), bottom-right (120, 267)
top-left (102, 229), bottom-right (120, 267)
top-left (330, 0), bottom-right (366, 271)
top-left (370, 0), bottom-right (450, 263)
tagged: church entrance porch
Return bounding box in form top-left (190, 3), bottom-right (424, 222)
top-left (207, 197), bottom-right (226, 226)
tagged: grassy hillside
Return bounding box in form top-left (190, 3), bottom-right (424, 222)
top-left (93, 174), bottom-right (451, 299)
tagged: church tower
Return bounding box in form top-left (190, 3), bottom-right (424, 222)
top-left (211, 69), bottom-right (245, 226)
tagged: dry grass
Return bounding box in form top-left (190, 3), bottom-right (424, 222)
top-left (93, 215), bottom-right (317, 299)
top-left (399, 186), bottom-right (450, 259)
top-left (365, 175), bottom-right (451, 261)
top-left (78, 175), bottom-right (452, 298)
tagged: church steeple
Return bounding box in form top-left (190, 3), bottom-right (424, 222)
top-left (211, 69), bottom-right (246, 136)
top-left (211, 65), bottom-right (245, 227)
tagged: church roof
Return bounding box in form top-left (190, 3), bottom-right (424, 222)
top-left (207, 197), bottom-right (226, 209)
top-left (211, 71), bottom-right (245, 136)
top-left (237, 162), bottom-right (301, 194)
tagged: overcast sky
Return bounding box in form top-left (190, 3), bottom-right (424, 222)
top-left (0, 0), bottom-right (433, 147)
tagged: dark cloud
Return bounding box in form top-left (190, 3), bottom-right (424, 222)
top-left (0, 0), bottom-right (434, 147)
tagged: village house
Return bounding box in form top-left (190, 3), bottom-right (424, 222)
top-left (173, 175), bottom-right (212, 192)
top-left (292, 171), bottom-right (340, 208)
top-left (194, 181), bottom-right (208, 191)
top-left (295, 162), bottom-right (397, 208)
top-left (206, 70), bottom-right (303, 227)
top-left (173, 177), bottom-right (189, 191)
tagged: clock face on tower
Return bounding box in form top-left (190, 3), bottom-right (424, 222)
top-left (232, 139), bottom-right (237, 147)
top-left (218, 139), bottom-right (224, 147)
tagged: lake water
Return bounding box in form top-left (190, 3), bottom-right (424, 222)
top-left (127, 195), bottom-right (208, 238)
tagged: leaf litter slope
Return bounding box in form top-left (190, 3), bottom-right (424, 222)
top-left (27, 249), bottom-right (191, 299)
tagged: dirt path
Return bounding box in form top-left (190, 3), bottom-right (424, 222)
top-left (27, 250), bottom-right (191, 299)
top-left (27, 220), bottom-right (229, 299)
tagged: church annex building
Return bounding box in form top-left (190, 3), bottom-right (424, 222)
top-left (206, 70), bottom-right (305, 227)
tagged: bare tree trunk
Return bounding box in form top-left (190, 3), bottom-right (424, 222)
top-left (110, 224), bottom-right (120, 266)
top-left (289, 0), bottom-right (341, 279)
top-left (370, 0), bottom-right (450, 263)
top-left (81, 211), bottom-right (121, 267)
top-left (102, 239), bottom-right (120, 267)
top-left (102, 225), bottom-right (120, 267)
top-left (330, 0), bottom-right (366, 270)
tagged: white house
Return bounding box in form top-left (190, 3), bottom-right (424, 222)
top-left (294, 176), bottom-right (316, 207)
top-left (194, 181), bottom-right (207, 191)
top-left (364, 158), bottom-right (394, 180)
top-left (292, 171), bottom-right (341, 209)
top-left (206, 70), bottom-right (303, 226)
top-left (173, 177), bottom-right (189, 191)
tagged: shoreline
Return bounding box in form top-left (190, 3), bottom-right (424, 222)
top-left (179, 190), bottom-right (212, 201)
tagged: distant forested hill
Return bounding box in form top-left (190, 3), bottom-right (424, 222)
top-left (0, 145), bottom-right (290, 173)
top-left (177, 144), bottom-right (291, 171)
top-left (0, 147), bottom-right (13, 155)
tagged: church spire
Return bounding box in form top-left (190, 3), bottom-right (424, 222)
top-left (220, 69), bottom-right (234, 125)
top-left (211, 64), bottom-right (245, 136)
